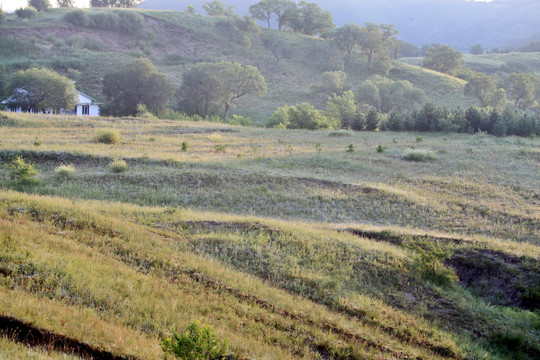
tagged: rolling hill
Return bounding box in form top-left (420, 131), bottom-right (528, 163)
top-left (0, 8), bottom-right (475, 124)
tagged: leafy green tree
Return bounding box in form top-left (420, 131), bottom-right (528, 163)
top-left (356, 23), bottom-right (398, 71)
top-left (28, 0), bottom-right (50, 11)
top-left (464, 72), bottom-right (506, 108)
top-left (90, 0), bottom-right (142, 8)
top-left (423, 45), bottom-right (463, 75)
top-left (249, 0), bottom-right (274, 28)
top-left (283, 1), bottom-right (334, 36)
top-left (325, 90), bottom-right (358, 129)
top-left (6, 68), bottom-right (77, 113)
top-left (102, 58), bottom-right (174, 116)
top-left (203, 0), bottom-right (233, 17)
top-left (310, 70), bottom-right (349, 97)
top-left (330, 24), bottom-right (362, 64)
top-left (470, 44), bottom-right (483, 55)
top-left (161, 321), bottom-right (228, 360)
top-left (271, 0), bottom-right (295, 31)
top-left (287, 102), bottom-right (330, 129)
top-left (356, 76), bottom-right (426, 113)
top-left (185, 5), bottom-right (196, 14)
top-left (397, 41), bottom-right (420, 57)
top-left (504, 73), bottom-right (536, 108)
top-left (177, 61), bottom-right (267, 121)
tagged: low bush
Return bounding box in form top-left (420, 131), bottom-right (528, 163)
top-left (64, 10), bottom-right (89, 27)
top-left (403, 149), bottom-right (437, 162)
top-left (93, 129), bottom-right (123, 144)
top-left (161, 321), bottom-right (228, 360)
top-left (89, 11), bottom-right (120, 31)
top-left (15, 6), bottom-right (37, 19)
top-left (408, 240), bottom-right (457, 287)
top-left (7, 156), bottom-right (40, 185)
top-left (109, 158), bottom-right (128, 173)
top-left (54, 164), bottom-right (76, 179)
top-left (118, 11), bottom-right (145, 37)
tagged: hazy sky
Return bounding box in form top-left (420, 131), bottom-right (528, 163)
top-left (1, 0), bottom-right (495, 11)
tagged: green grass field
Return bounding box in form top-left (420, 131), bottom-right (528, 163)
top-left (0, 111), bottom-right (538, 359)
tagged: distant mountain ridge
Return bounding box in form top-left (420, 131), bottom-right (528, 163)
top-left (139, 0), bottom-right (540, 50)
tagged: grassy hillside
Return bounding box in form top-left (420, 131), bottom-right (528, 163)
top-left (401, 52), bottom-right (540, 76)
top-left (0, 112), bottom-right (539, 359)
top-left (0, 8), bottom-right (474, 123)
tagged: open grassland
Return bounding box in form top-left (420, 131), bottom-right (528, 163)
top-left (0, 112), bottom-right (539, 360)
top-left (401, 52), bottom-right (540, 76)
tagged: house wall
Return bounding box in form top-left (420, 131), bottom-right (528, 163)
top-left (76, 104), bottom-right (100, 116)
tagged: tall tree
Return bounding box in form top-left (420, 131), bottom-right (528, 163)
top-left (464, 72), bottom-right (506, 108)
top-left (470, 44), bottom-right (483, 55)
top-left (271, 0), bottom-right (295, 31)
top-left (330, 24), bottom-right (362, 64)
top-left (283, 1), bottom-right (334, 36)
top-left (423, 45), bottom-right (463, 75)
top-left (177, 61), bottom-right (267, 121)
top-left (504, 73), bottom-right (536, 108)
top-left (356, 23), bottom-right (398, 71)
top-left (7, 68), bottom-right (77, 113)
top-left (28, 0), bottom-right (50, 11)
top-left (102, 58), bottom-right (174, 116)
top-left (249, 0), bottom-right (274, 28)
top-left (203, 0), bottom-right (233, 17)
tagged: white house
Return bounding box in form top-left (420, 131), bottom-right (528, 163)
top-left (1, 89), bottom-right (101, 117)
top-left (75, 91), bottom-right (100, 117)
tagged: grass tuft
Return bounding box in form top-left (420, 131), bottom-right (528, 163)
top-left (403, 149), bottom-right (437, 162)
top-left (108, 158), bottom-right (128, 173)
top-left (93, 129), bottom-right (123, 144)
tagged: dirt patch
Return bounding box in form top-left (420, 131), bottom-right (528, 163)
top-left (0, 315), bottom-right (136, 360)
top-left (447, 250), bottom-right (540, 311)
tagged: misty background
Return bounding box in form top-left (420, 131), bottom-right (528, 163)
top-left (139, 0), bottom-right (540, 50)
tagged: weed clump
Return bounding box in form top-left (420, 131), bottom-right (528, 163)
top-left (93, 129), bottom-right (123, 144)
top-left (376, 145), bottom-right (385, 153)
top-left (328, 130), bottom-right (353, 137)
top-left (55, 164), bottom-right (76, 179)
top-left (161, 321), bottom-right (228, 360)
top-left (7, 156), bottom-right (40, 185)
top-left (408, 240), bottom-right (457, 287)
top-left (181, 142), bottom-right (189, 152)
top-left (109, 158), bottom-right (128, 173)
top-left (347, 144), bottom-right (354, 152)
top-left (403, 149), bottom-right (437, 162)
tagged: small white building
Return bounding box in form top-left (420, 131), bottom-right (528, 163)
top-left (75, 91), bottom-right (100, 116)
top-left (1, 89), bottom-right (101, 116)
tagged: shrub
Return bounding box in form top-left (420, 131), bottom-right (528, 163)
top-left (89, 11), bottom-right (120, 31)
top-left (28, 0), bottom-right (50, 12)
top-left (347, 144), bottom-right (354, 152)
top-left (7, 156), bottom-right (40, 185)
top-left (181, 142), bottom-right (189, 152)
top-left (161, 321), bottom-right (228, 360)
top-left (15, 7), bottom-right (38, 19)
top-left (403, 149), bottom-right (437, 162)
top-left (0, 8), bottom-right (6, 25)
top-left (118, 11), bottom-right (145, 37)
top-left (55, 164), bottom-right (76, 178)
top-left (109, 158), bottom-right (128, 173)
top-left (376, 145), bottom-right (385, 153)
top-left (64, 10), bottom-right (89, 27)
top-left (408, 241), bottom-right (457, 287)
top-left (93, 129), bottom-right (123, 144)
